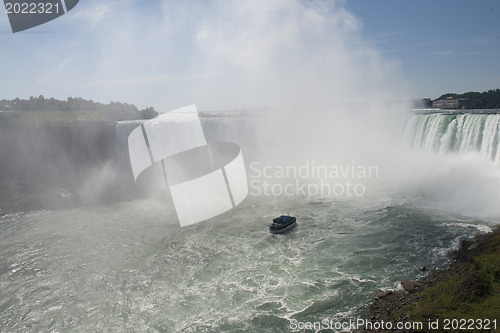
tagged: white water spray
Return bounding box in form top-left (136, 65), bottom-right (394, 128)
top-left (400, 112), bottom-right (500, 218)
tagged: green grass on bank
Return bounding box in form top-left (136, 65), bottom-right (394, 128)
top-left (409, 232), bottom-right (500, 329)
top-left (0, 110), bottom-right (115, 126)
top-left (0, 108), bottom-right (146, 126)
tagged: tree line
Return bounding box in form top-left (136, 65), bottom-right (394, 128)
top-left (418, 89), bottom-right (500, 109)
top-left (0, 96), bottom-right (158, 119)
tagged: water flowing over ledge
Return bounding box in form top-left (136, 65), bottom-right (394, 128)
top-left (402, 112), bottom-right (500, 163)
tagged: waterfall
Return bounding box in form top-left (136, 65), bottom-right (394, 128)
top-left (115, 112), bottom-right (263, 180)
top-left (402, 112), bottom-right (500, 163)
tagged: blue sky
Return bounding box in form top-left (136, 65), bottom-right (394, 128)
top-left (0, 0), bottom-right (499, 111)
top-left (345, 0), bottom-right (500, 99)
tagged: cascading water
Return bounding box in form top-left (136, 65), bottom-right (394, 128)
top-left (1, 110), bottom-right (498, 332)
top-left (402, 112), bottom-right (500, 163)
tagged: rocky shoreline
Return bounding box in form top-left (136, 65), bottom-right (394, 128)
top-left (364, 226), bottom-right (500, 333)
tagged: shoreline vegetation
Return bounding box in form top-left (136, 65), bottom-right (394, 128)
top-left (415, 89), bottom-right (500, 109)
top-left (0, 96), bottom-right (158, 124)
top-left (364, 226), bottom-right (500, 333)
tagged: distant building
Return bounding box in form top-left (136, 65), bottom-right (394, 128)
top-left (433, 97), bottom-right (465, 109)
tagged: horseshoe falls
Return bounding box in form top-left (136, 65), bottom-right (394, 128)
top-left (1, 110), bottom-right (499, 333)
top-left (402, 112), bottom-right (500, 162)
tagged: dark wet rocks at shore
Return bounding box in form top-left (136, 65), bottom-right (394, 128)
top-left (364, 226), bottom-right (500, 333)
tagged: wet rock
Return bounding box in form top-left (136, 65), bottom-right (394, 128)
top-left (401, 280), bottom-right (424, 293)
top-left (377, 291), bottom-right (393, 299)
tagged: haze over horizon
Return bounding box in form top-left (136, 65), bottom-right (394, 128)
top-left (1, 0), bottom-right (499, 111)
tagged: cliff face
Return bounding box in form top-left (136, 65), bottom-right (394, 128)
top-left (0, 122), bottom-right (134, 212)
top-left (0, 122), bottom-right (113, 183)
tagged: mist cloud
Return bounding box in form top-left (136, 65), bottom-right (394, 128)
top-left (70, 0), bottom-right (408, 110)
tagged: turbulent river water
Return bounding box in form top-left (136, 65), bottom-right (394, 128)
top-left (0, 195), bottom-right (491, 332)
top-left (1, 110), bottom-right (499, 332)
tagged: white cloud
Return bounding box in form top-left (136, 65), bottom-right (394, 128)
top-left (34, 58), bottom-right (75, 85)
top-left (68, 0), bottom-right (133, 29)
top-left (2, 0), bottom-right (408, 110)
